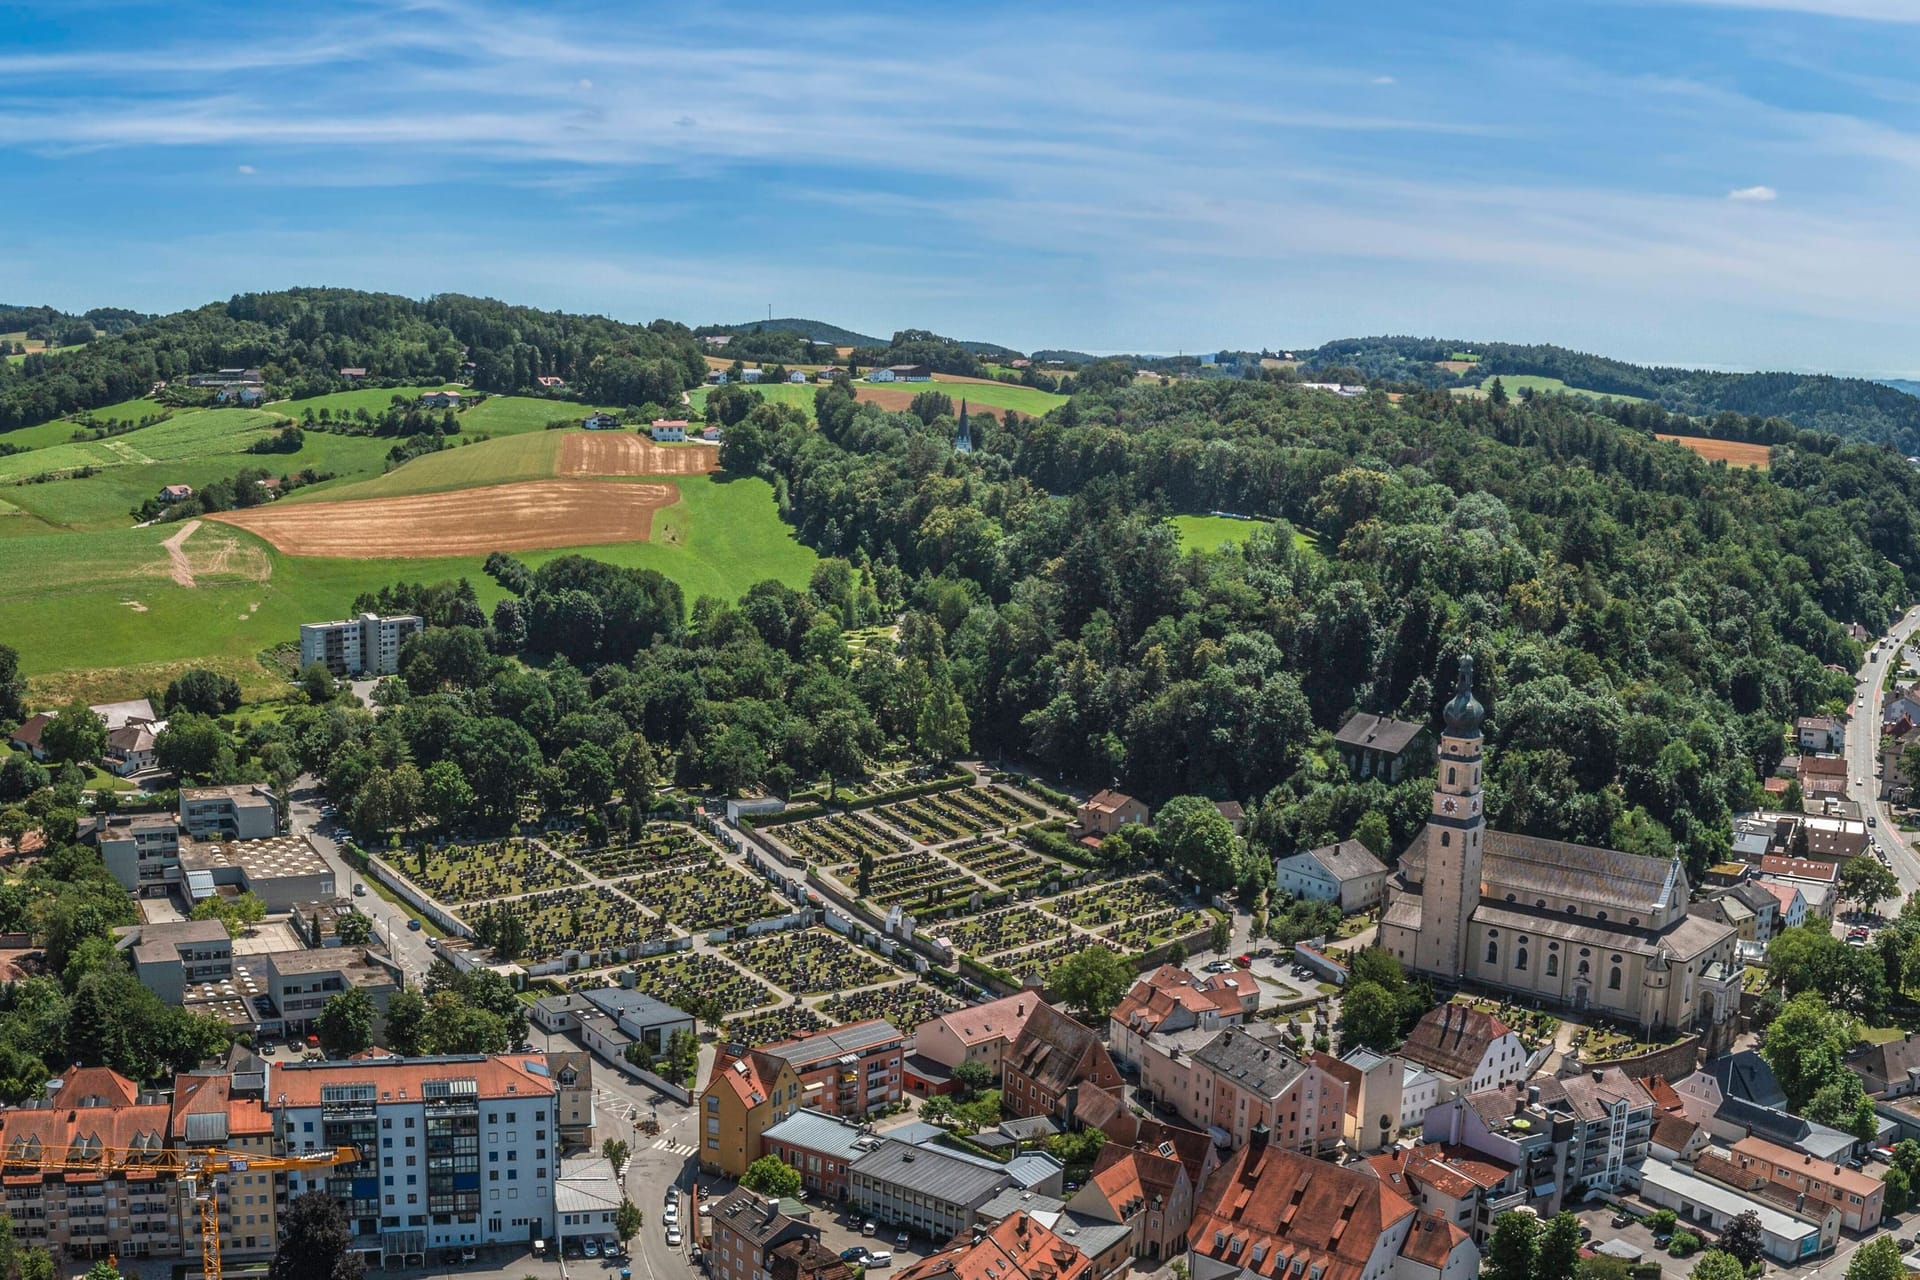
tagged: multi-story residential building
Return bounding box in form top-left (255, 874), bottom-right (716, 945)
top-left (1395, 1005), bottom-right (1529, 1095)
top-left (708, 1188), bottom-right (821, 1280)
top-left (1422, 1085), bottom-right (1567, 1217)
top-left (1726, 1135), bottom-right (1885, 1231)
top-left (172, 1064), bottom-right (280, 1263)
top-left (274, 1054), bottom-right (558, 1266)
top-left (898, 1204), bottom-right (1097, 1280)
top-left (1145, 1025), bottom-right (1345, 1154)
top-left (1186, 1129), bottom-right (1479, 1280)
top-left (1313, 1046), bottom-right (1405, 1152)
top-left (179, 784), bottom-right (279, 841)
top-left (848, 1139), bottom-right (1014, 1241)
top-left (1066, 1142), bottom-right (1196, 1262)
top-left (547, 1052), bottom-right (594, 1151)
top-left (912, 991), bottom-right (1043, 1086)
top-left (1365, 1143), bottom-right (1525, 1246)
top-left (1109, 966), bottom-right (1258, 1072)
top-left (116, 918), bottom-right (234, 1004)
top-left (762, 1020), bottom-right (905, 1117)
top-left (1535, 1068), bottom-right (1653, 1194)
top-left (261, 947), bottom-right (401, 1035)
top-left (700, 1048), bottom-right (800, 1178)
top-left (299, 612), bottom-right (425, 677)
top-left (0, 1067), bottom-right (176, 1263)
top-left (1003, 1002), bottom-right (1123, 1125)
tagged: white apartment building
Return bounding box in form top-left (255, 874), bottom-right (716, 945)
top-left (299, 612), bottom-right (424, 677)
top-left (274, 1055), bottom-right (557, 1268)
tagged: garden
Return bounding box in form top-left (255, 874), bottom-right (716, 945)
top-left (407, 838), bottom-right (581, 904)
top-left (625, 951), bottom-right (778, 1017)
top-left (932, 906), bottom-right (1070, 957)
top-left (724, 927), bottom-right (904, 994)
top-left (619, 863), bottom-right (788, 932)
top-left (779, 812), bottom-right (910, 866)
top-left (817, 980), bottom-right (963, 1028)
top-left (563, 826), bottom-right (714, 879)
top-left (946, 838), bottom-right (1071, 892)
top-left (465, 886), bottom-right (670, 964)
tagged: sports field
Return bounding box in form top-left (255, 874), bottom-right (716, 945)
top-left (1655, 433), bottom-right (1771, 469)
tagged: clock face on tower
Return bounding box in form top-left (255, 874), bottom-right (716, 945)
top-left (1441, 797), bottom-right (1458, 815)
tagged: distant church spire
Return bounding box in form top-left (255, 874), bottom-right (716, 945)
top-left (954, 399), bottom-right (973, 454)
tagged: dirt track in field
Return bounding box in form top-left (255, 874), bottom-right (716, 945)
top-left (210, 480), bottom-right (678, 557)
top-left (1656, 433), bottom-right (1771, 470)
top-left (560, 434), bottom-right (719, 476)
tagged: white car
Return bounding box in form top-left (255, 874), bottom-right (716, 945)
top-left (666, 1225), bottom-right (683, 1247)
top-left (865, 1253), bottom-right (893, 1268)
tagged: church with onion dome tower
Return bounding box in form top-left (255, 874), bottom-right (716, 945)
top-left (1378, 658), bottom-right (1741, 1039)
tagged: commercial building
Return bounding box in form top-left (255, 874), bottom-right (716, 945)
top-left (274, 1053), bottom-right (559, 1265)
top-left (1725, 1135), bottom-right (1885, 1231)
top-left (1635, 1160), bottom-right (1830, 1264)
top-left (555, 1156), bottom-right (623, 1248)
top-left (115, 918), bottom-right (235, 1005)
top-left (180, 835), bottom-right (336, 912)
top-left (848, 1139), bottom-right (1015, 1241)
top-left (91, 813), bottom-right (190, 895)
top-left (533, 988), bottom-right (694, 1068)
top-left (761, 1109), bottom-right (881, 1202)
top-left (762, 1019), bottom-right (906, 1117)
top-left (179, 784), bottom-right (279, 841)
top-left (299, 612), bottom-right (425, 677)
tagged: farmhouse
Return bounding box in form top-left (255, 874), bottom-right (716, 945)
top-left (649, 419), bottom-right (690, 442)
top-left (815, 368), bottom-right (844, 383)
top-left (105, 719), bottom-right (165, 776)
top-left (581, 413), bottom-right (621, 430)
top-left (215, 385), bottom-right (264, 405)
top-left (788, 369), bottom-right (808, 383)
top-left (159, 483), bottom-right (194, 503)
top-left (419, 390), bottom-right (462, 409)
top-left (1334, 711), bottom-right (1430, 782)
top-left (740, 368), bottom-right (765, 383)
top-left (8, 712), bottom-right (53, 762)
top-left (867, 365), bottom-right (932, 383)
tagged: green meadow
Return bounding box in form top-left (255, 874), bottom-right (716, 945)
top-left (1454, 374), bottom-right (1649, 405)
top-left (0, 473), bottom-right (815, 702)
top-left (689, 375), bottom-right (1064, 422)
top-left (277, 431), bottom-right (565, 503)
top-left (1170, 514), bottom-right (1323, 560)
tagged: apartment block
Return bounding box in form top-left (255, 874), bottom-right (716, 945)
top-left (179, 784), bottom-right (279, 841)
top-left (762, 1020), bottom-right (905, 1117)
top-left (299, 612), bottom-right (425, 677)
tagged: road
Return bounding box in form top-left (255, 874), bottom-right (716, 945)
top-left (1845, 606), bottom-right (1920, 900)
top-left (286, 775), bottom-right (437, 985)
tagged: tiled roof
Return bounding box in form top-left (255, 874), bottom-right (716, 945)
top-left (1400, 827), bottom-right (1684, 916)
top-left (1759, 855), bottom-right (1838, 882)
top-left (1366, 1143), bottom-right (1514, 1201)
top-left (169, 1072), bottom-right (273, 1142)
top-left (1082, 790), bottom-right (1139, 815)
top-left (9, 712), bottom-right (53, 750)
top-left (1651, 1113), bottom-right (1698, 1153)
top-left (1189, 1141), bottom-right (1420, 1280)
top-left (1333, 713), bottom-right (1426, 755)
top-left (1191, 1027), bottom-right (1311, 1101)
top-left (1007, 1002), bottom-right (1102, 1095)
top-left (273, 1054), bottom-right (556, 1106)
top-left (1396, 1005), bottom-right (1510, 1081)
top-left (928, 992), bottom-right (1042, 1047)
top-left (1536, 1068), bottom-right (1652, 1124)
top-left (710, 1048), bottom-right (791, 1111)
top-left (1731, 1135), bottom-right (1883, 1198)
top-left (897, 1205), bottom-right (1092, 1280)
top-left (1306, 840), bottom-right (1387, 883)
top-left (1849, 1033), bottom-right (1920, 1094)
top-left (1113, 966), bottom-right (1254, 1036)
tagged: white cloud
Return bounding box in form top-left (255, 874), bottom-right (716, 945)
top-left (1650, 0), bottom-right (1920, 20)
top-left (576, 77), bottom-right (592, 90)
top-left (1728, 184), bottom-right (1778, 199)
top-left (236, 163), bottom-right (256, 174)
top-left (1371, 75), bottom-right (1396, 85)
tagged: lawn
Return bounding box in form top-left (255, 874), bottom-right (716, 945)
top-left (688, 383), bottom-right (820, 419)
top-left (0, 473), bottom-right (817, 700)
top-left (689, 376), bottom-right (1066, 423)
top-left (278, 385), bottom-right (464, 419)
top-left (1170, 514), bottom-right (1323, 560)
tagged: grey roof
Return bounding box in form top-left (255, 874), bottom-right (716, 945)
top-left (1335, 712), bottom-right (1426, 755)
top-left (977, 1188), bottom-right (1066, 1221)
top-left (1400, 827), bottom-right (1688, 918)
top-left (972, 1132), bottom-right (1018, 1151)
top-left (763, 1109), bottom-right (879, 1164)
top-left (1718, 1097), bottom-right (1856, 1162)
top-left (1052, 1215), bottom-right (1134, 1259)
top-left (1191, 1026), bottom-right (1309, 1101)
top-left (556, 1157), bottom-right (624, 1214)
top-left (887, 1121), bottom-right (949, 1147)
top-left (1704, 1051), bottom-right (1786, 1108)
top-left (1007, 1153), bottom-right (1065, 1188)
top-left (710, 1187), bottom-right (817, 1247)
top-left (762, 1020), bottom-right (903, 1069)
top-left (849, 1139), bottom-right (1011, 1207)
top-left (1308, 839), bottom-right (1388, 883)
top-left (1537, 1068), bottom-right (1653, 1124)
top-left (1727, 881), bottom-right (1779, 914)
top-left (998, 1116), bottom-right (1061, 1141)
top-left (574, 987), bottom-right (692, 1026)
top-left (1732, 832), bottom-right (1773, 858)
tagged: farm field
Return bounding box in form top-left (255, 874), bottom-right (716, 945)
top-left (559, 435), bottom-right (718, 476)
top-left (0, 408), bottom-right (284, 483)
top-left (1452, 374), bottom-right (1649, 404)
top-left (0, 472), bottom-right (815, 699)
top-left (690, 374), bottom-right (1065, 422)
top-left (1656, 433), bottom-right (1771, 469)
top-left (214, 479), bottom-right (679, 557)
top-left (279, 431), bottom-right (564, 503)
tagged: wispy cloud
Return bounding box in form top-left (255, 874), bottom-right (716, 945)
top-left (1728, 184), bottom-right (1778, 199)
top-left (1650, 0), bottom-right (1920, 20)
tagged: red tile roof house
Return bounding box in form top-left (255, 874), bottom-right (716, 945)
top-left (897, 1204), bottom-right (1094, 1280)
top-left (1065, 1141), bottom-right (1197, 1262)
top-left (1110, 966), bottom-right (1259, 1074)
top-left (1725, 1135), bottom-right (1885, 1232)
top-left (1364, 1143), bottom-right (1523, 1246)
top-left (8, 711), bottom-right (54, 762)
top-left (1075, 790), bottom-right (1149, 838)
top-left (1002, 1000), bottom-right (1124, 1125)
top-left (1395, 1005), bottom-right (1529, 1095)
top-left (912, 990), bottom-right (1043, 1087)
top-left (1185, 1130), bottom-right (1479, 1280)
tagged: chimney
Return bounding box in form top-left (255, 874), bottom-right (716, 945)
top-left (766, 1197), bottom-right (780, 1221)
top-left (1249, 1123), bottom-right (1270, 1150)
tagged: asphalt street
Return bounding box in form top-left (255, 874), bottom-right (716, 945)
top-left (1846, 606), bottom-right (1920, 899)
top-left (287, 775), bottom-right (437, 985)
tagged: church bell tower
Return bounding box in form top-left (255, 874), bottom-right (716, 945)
top-left (1419, 656), bottom-right (1487, 980)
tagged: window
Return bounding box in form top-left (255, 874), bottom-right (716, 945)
top-left (1608, 966), bottom-right (1622, 990)
top-left (1441, 832), bottom-right (1450, 847)
top-left (1447, 767), bottom-right (1455, 785)
top-left (1545, 954), bottom-right (1559, 978)
top-left (1515, 947), bottom-right (1528, 973)
top-left (1486, 941), bottom-right (1498, 966)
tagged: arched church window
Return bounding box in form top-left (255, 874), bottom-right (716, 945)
top-left (1577, 959), bottom-right (1590, 978)
top-left (1545, 953), bottom-right (1559, 978)
top-left (1608, 966), bottom-right (1622, 990)
top-left (1515, 947), bottom-right (1528, 972)
top-left (1486, 940), bottom-right (1499, 966)
top-left (1447, 767), bottom-right (1456, 785)
top-left (1440, 832), bottom-right (1450, 847)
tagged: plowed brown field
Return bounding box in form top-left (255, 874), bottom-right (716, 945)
top-left (560, 434), bottom-right (718, 476)
top-left (1656, 434), bottom-right (1771, 470)
top-left (210, 480), bottom-right (677, 557)
top-left (854, 387), bottom-right (925, 412)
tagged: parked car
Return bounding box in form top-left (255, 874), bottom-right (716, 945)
top-left (460, 1248), bottom-right (476, 1264)
top-left (584, 1240), bottom-right (600, 1259)
top-left (863, 1221), bottom-right (879, 1237)
top-left (666, 1226), bottom-right (682, 1248)
top-left (841, 1249), bottom-right (870, 1265)
top-left (352, 882), bottom-right (367, 896)
top-left (1233, 954), bottom-right (1253, 969)
top-left (1610, 1212), bottom-right (1632, 1228)
top-left (896, 1231), bottom-right (910, 1249)
top-left (865, 1253), bottom-right (892, 1268)
top-left (664, 1203), bottom-right (679, 1224)
top-left (407, 918), bottom-right (422, 931)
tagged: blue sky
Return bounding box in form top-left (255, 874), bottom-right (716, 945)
top-left (6, 0), bottom-right (1920, 372)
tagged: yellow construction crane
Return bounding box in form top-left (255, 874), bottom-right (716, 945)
top-left (0, 1140), bottom-right (361, 1280)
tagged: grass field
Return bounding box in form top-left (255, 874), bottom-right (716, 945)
top-left (0, 473), bottom-right (816, 700)
top-left (1452, 374), bottom-right (1649, 405)
top-left (689, 375), bottom-right (1065, 422)
top-left (688, 383), bottom-right (819, 418)
top-left (280, 432), bottom-right (564, 503)
top-left (1655, 433), bottom-right (1771, 470)
top-left (1171, 514), bottom-right (1322, 559)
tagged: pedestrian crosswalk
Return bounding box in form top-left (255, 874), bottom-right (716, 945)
top-left (652, 1137), bottom-right (697, 1156)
